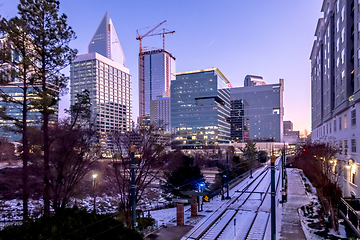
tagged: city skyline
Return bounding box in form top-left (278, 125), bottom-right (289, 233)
top-left (0, 0), bottom-right (323, 135)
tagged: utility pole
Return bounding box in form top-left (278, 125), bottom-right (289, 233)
top-left (271, 152), bottom-right (276, 240)
top-left (226, 150), bottom-right (230, 199)
top-left (130, 142), bottom-right (136, 229)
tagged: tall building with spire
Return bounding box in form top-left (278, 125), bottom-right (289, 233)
top-left (70, 13), bottom-right (132, 134)
top-left (88, 12), bottom-right (125, 66)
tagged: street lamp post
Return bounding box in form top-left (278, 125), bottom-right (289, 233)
top-left (92, 173), bottom-right (97, 213)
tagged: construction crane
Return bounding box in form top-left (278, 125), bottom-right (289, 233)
top-left (136, 21), bottom-right (175, 122)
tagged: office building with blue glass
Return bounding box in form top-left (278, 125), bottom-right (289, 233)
top-left (230, 78), bottom-right (284, 142)
top-left (171, 68), bottom-right (231, 149)
top-left (0, 36), bottom-right (58, 142)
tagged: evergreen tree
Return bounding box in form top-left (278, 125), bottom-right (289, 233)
top-left (241, 140), bottom-right (258, 165)
top-left (16, 0), bottom-right (77, 215)
top-left (164, 153), bottom-right (205, 197)
top-left (0, 15), bottom-right (36, 219)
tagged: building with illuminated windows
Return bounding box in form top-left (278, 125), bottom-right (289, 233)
top-left (171, 68), bottom-right (231, 149)
top-left (230, 78), bottom-right (284, 143)
top-left (70, 13), bottom-right (132, 134)
top-left (0, 36), bottom-right (58, 142)
top-left (310, 0), bottom-right (360, 198)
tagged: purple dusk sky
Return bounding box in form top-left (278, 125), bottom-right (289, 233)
top-left (1, 0), bottom-right (323, 134)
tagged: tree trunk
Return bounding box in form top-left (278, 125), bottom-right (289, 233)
top-left (22, 72), bottom-right (28, 220)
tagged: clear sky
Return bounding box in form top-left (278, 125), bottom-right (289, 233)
top-left (1, 0), bottom-right (323, 134)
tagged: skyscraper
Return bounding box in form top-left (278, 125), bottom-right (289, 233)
top-left (139, 48), bottom-right (175, 121)
top-left (310, 0), bottom-right (360, 197)
top-left (230, 78), bottom-right (284, 142)
top-left (171, 68), bottom-right (231, 149)
top-left (88, 12), bottom-right (125, 66)
top-left (70, 13), bottom-right (132, 134)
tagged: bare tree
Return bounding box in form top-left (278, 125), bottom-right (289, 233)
top-left (294, 142), bottom-right (342, 231)
top-left (107, 123), bottom-right (172, 223)
top-left (48, 119), bottom-right (100, 211)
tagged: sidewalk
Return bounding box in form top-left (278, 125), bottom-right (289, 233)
top-left (279, 168), bottom-right (310, 239)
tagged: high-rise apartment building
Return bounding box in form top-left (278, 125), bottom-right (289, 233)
top-left (171, 68), bottom-right (231, 149)
top-left (230, 78), bottom-right (284, 142)
top-left (70, 13), bottom-right (132, 134)
top-left (139, 48), bottom-right (176, 121)
top-left (310, 0), bottom-right (360, 197)
top-left (311, 0), bottom-right (360, 197)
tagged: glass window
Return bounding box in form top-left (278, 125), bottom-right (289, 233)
top-left (344, 140), bottom-right (348, 155)
top-left (351, 109), bottom-right (356, 126)
top-left (341, 5), bottom-right (345, 21)
top-left (341, 28), bottom-right (345, 42)
top-left (334, 119), bottom-right (337, 131)
top-left (352, 172), bottom-right (356, 184)
top-left (341, 49), bottom-right (345, 63)
top-left (339, 140), bottom-right (343, 154)
top-left (344, 114), bottom-right (347, 129)
top-left (352, 139), bottom-right (357, 152)
top-left (341, 70), bottom-right (345, 85)
top-left (337, 1), bottom-right (340, 12)
top-left (337, 38), bottom-right (340, 52)
top-left (339, 117), bottom-right (342, 130)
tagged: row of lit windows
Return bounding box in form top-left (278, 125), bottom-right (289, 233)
top-left (316, 109), bottom-right (356, 138)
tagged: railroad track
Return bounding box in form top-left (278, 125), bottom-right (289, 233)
top-left (182, 158), bottom-right (282, 240)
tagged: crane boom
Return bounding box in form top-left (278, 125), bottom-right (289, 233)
top-left (136, 20), bottom-right (166, 41)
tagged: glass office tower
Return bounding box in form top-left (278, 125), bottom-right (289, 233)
top-left (140, 49), bottom-right (176, 117)
top-left (0, 36), bottom-right (58, 142)
top-left (230, 78), bottom-right (284, 142)
top-left (171, 68), bottom-right (231, 149)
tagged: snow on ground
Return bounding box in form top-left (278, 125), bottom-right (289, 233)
top-left (0, 161), bottom-right (352, 239)
top-left (293, 169), bottom-right (347, 240)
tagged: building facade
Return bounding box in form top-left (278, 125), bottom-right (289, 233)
top-left (150, 97), bottom-right (171, 132)
top-left (139, 49), bottom-right (176, 121)
top-left (70, 14), bottom-right (132, 134)
top-left (244, 75), bottom-right (266, 87)
top-left (311, 0), bottom-right (360, 198)
top-left (171, 68), bottom-right (231, 149)
top-left (227, 99), bottom-right (249, 142)
top-left (230, 78), bottom-right (284, 142)
top-left (283, 120), bottom-right (300, 144)
top-left (0, 36), bottom-right (58, 142)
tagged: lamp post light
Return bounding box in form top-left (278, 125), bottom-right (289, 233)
top-left (92, 173), bottom-right (97, 213)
